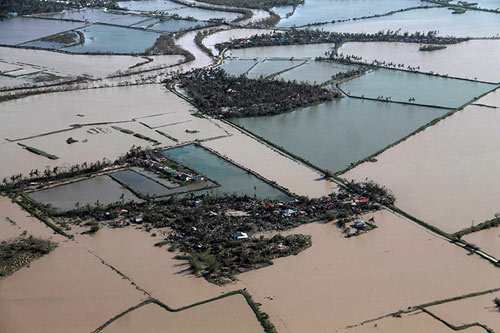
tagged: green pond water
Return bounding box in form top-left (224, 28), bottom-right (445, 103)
top-left (231, 98), bottom-right (449, 172)
top-left (276, 61), bottom-right (357, 84)
top-left (219, 59), bottom-right (257, 76)
top-left (163, 145), bottom-right (292, 201)
top-left (110, 170), bottom-right (172, 197)
top-left (229, 43), bottom-right (336, 59)
top-left (148, 19), bottom-right (210, 32)
top-left (275, 0), bottom-right (422, 27)
top-left (317, 7), bottom-right (500, 38)
top-left (0, 17), bottom-right (84, 45)
top-left (40, 8), bottom-right (147, 25)
top-left (29, 176), bottom-right (141, 211)
top-left (246, 60), bottom-right (304, 79)
top-left (339, 68), bottom-right (497, 108)
top-left (65, 24), bottom-right (160, 54)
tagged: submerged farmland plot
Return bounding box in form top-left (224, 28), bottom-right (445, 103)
top-left (339, 68), bottom-right (497, 108)
top-left (274, 0), bottom-right (423, 27)
top-left (232, 98), bottom-right (449, 172)
top-left (0, 17), bottom-right (84, 45)
top-left (29, 176), bottom-right (141, 211)
top-left (163, 144), bottom-right (292, 200)
top-left (65, 24), bottom-right (161, 54)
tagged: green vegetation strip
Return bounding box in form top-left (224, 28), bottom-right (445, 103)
top-left (14, 196), bottom-right (71, 238)
top-left (93, 290), bottom-right (276, 333)
top-left (17, 143), bottom-right (59, 160)
top-left (454, 216), bottom-right (500, 238)
top-left (421, 309), bottom-right (493, 332)
top-left (351, 287), bottom-right (500, 329)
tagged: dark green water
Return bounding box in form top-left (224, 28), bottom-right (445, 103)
top-left (340, 68), bottom-right (497, 108)
top-left (29, 176), bottom-right (141, 211)
top-left (163, 145), bottom-right (292, 201)
top-left (231, 98), bottom-right (449, 172)
top-left (110, 170), bottom-right (171, 197)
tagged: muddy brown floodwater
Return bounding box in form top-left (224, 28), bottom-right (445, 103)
top-left (78, 227), bottom-right (233, 308)
top-left (0, 195), bottom-right (66, 242)
top-left (343, 90), bottom-right (500, 234)
top-left (235, 210), bottom-right (500, 332)
top-left (0, 241), bottom-right (146, 333)
top-left (102, 294), bottom-right (264, 333)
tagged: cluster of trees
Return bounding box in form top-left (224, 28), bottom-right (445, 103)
top-left (0, 0), bottom-right (119, 18)
top-left (52, 186), bottom-right (379, 283)
top-left (167, 68), bottom-right (338, 118)
top-left (0, 236), bottom-right (56, 277)
top-left (196, 0), bottom-right (302, 10)
top-left (216, 29), bottom-right (469, 52)
top-left (146, 33), bottom-right (195, 60)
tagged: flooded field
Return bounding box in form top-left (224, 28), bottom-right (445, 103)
top-left (339, 68), bottom-right (497, 108)
top-left (276, 60), bottom-right (357, 84)
top-left (79, 227), bottom-right (231, 307)
top-left (29, 175), bottom-right (141, 211)
top-left (246, 60), bottom-right (304, 79)
top-left (117, 0), bottom-right (241, 21)
top-left (228, 43), bottom-right (336, 59)
top-left (237, 210), bottom-right (500, 332)
top-left (40, 8), bottom-right (150, 26)
top-left (0, 196), bottom-right (66, 242)
top-left (65, 24), bottom-right (160, 54)
top-left (163, 144), bottom-right (292, 200)
top-left (148, 18), bottom-right (210, 32)
top-left (118, 0), bottom-right (181, 12)
top-left (463, 227), bottom-right (500, 259)
top-left (102, 296), bottom-right (264, 333)
top-left (0, 85), bottom-right (187, 140)
top-left (339, 40), bottom-right (500, 84)
top-left (319, 7), bottom-right (500, 38)
top-left (0, 17), bottom-right (84, 45)
top-left (202, 122), bottom-right (338, 198)
top-left (427, 290), bottom-right (500, 331)
top-left (232, 98), bottom-right (448, 172)
top-left (0, 242), bottom-right (146, 333)
top-left (275, 0), bottom-right (422, 27)
top-left (0, 47), bottom-right (183, 79)
top-left (340, 311), bottom-right (458, 332)
top-left (343, 91), bottom-right (500, 233)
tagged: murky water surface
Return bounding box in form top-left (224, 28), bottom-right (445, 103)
top-left (232, 98), bottom-right (448, 171)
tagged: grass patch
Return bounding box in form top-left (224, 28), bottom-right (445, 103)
top-left (17, 143), bottom-right (59, 160)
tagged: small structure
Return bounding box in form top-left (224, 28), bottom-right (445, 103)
top-left (132, 216), bottom-right (144, 224)
top-left (235, 232), bottom-right (249, 239)
top-left (352, 221), bottom-right (366, 230)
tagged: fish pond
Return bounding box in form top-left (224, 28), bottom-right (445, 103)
top-left (40, 8), bottom-right (149, 26)
top-left (246, 60), bottom-right (304, 79)
top-left (274, 0), bottom-right (422, 27)
top-left (163, 144), bottom-right (292, 200)
top-left (317, 7), bottom-right (500, 38)
top-left (231, 98), bottom-right (449, 172)
top-left (275, 60), bottom-right (357, 84)
top-left (29, 176), bottom-right (141, 211)
top-left (219, 59), bottom-right (257, 76)
top-left (0, 17), bottom-right (84, 45)
top-left (228, 43), bottom-right (336, 59)
top-left (339, 68), bottom-right (497, 108)
top-left (64, 24), bottom-right (160, 54)
top-left (109, 169), bottom-right (217, 197)
top-left (148, 18), bottom-right (210, 32)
